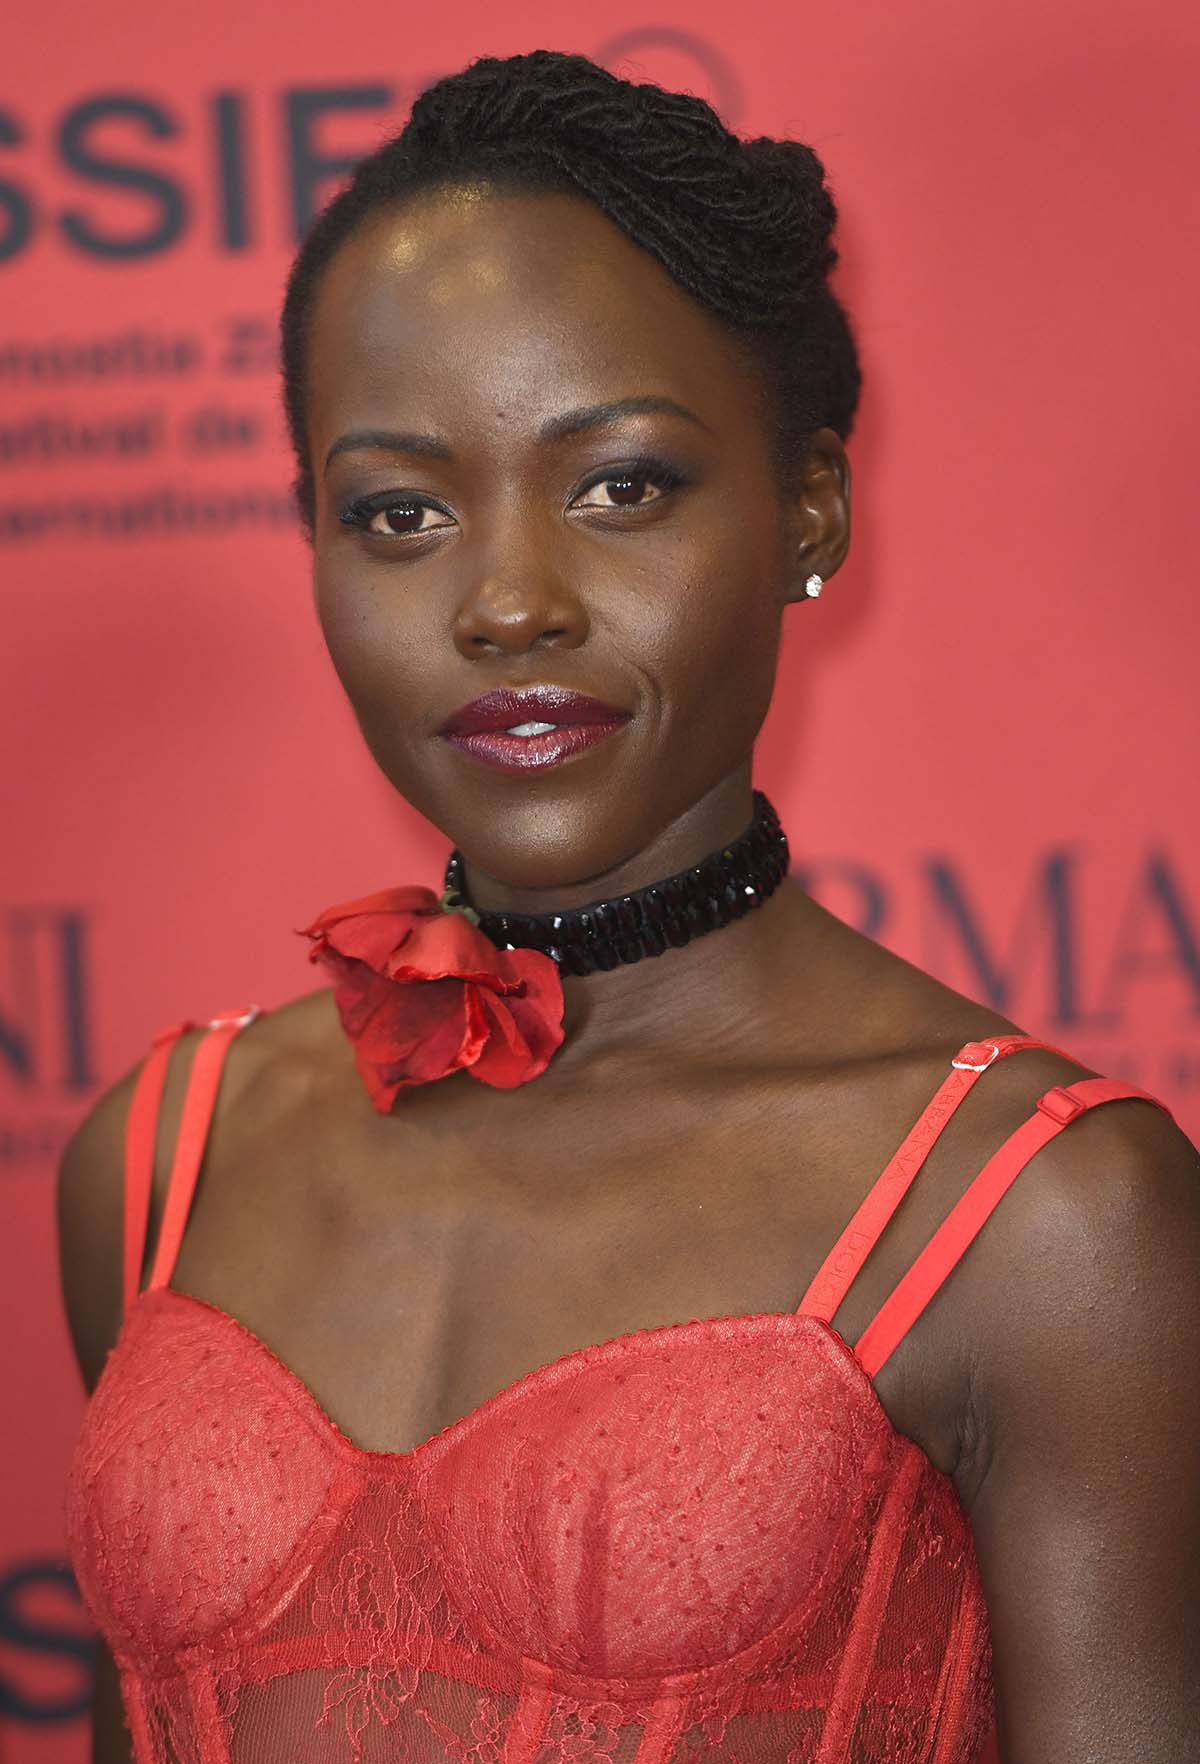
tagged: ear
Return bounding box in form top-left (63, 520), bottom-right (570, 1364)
top-left (780, 427), bottom-right (851, 606)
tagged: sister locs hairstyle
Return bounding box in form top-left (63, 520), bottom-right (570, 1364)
top-left (279, 49), bottom-right (862, 544)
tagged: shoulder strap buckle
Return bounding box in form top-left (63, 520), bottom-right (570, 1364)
top-left (207, 1005), bottom-right (261, 1030)
top-left (951, 1039), bottom-right (1001, 1072)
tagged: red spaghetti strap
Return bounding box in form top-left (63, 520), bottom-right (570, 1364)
top-left (798, 1034), bottom-right (1082, 1324)
top-left (122, 1021), bottom-right (195, 1320)
top-left (853, 1075), bottom-right (1175, 1378)
top-left (145, 1007), bottom-right (262, 1296)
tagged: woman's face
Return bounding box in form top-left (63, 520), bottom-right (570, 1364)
top-left (305, 183), bottom-right (848, 898)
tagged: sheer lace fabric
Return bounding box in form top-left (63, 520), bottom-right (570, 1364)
top-left (67, 1288), bottom-right (993, 1764)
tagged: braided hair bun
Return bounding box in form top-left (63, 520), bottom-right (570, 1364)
top-left (282, 49), bottom-right (860, 539)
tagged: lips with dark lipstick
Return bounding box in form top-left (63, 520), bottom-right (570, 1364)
top-left (437, 685), bottom-right (632, 774)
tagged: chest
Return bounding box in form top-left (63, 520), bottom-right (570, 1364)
top-left (151, 1057), bottom-right (968, 1472)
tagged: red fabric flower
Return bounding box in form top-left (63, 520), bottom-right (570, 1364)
top-left (298, 885), bottom-right (565, 1111)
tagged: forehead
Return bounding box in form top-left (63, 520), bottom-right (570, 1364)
top-left (305, 184), bottom-right (761, 444)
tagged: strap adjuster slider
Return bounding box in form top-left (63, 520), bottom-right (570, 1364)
top-left (1037, 1085), bottom-right (1087, 1125)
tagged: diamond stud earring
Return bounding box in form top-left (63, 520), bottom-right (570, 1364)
top-left (805, 573), bottom-right (824, 598)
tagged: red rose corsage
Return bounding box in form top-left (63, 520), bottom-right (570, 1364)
top-left (298, 885), bottom-right (565, 1111)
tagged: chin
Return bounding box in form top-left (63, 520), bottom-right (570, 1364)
top-left (450, 817), bottom-right (647, 899)
top-left (433, 800), bottom-right (666, 904)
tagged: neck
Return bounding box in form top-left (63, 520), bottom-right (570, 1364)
top-left (553, 879), bottom-right (816, 1065)
top-left (449, 772), bottom-right (819, 1064)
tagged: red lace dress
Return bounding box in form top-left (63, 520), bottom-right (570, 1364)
top-left (64, 1015), bottom-right (1173, 1764)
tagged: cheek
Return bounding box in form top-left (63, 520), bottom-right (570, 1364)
top-left (317, 562), bottom-right (406, 691)
top-left (635, 535), bottom-right (785, 744)
top-left (313, 562), bottom-right (433, 761)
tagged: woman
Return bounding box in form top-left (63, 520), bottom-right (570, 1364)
top-left (58, 48), bottom-right (1199, 1764)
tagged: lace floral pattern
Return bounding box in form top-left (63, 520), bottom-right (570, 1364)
top-left (536, 1696), bottom-right (626, 1764)
top-left (311, 1491), bottom-right (455, 1756)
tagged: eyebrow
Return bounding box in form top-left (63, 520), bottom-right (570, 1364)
top-left (322, 396), bottom-right (710, 473)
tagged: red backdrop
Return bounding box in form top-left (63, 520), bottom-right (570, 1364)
top-left (2, 2), bottom-right (1198, 1758)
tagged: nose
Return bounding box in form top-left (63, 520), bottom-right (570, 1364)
top-left (451, 545), bottom-right (589, 659)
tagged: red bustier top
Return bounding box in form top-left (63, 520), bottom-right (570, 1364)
top-left (64, 1015), bottom-right (1172, 1764)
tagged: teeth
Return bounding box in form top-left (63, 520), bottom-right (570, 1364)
top-left (505, 722), bottom-right (558, 736)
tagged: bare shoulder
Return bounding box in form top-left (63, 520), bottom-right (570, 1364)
top-left (56, 985), bottom-right (342, 1392)
top-left (204, 986), bottom-right (351, 1124)
top-left (956, 1075), bottom-right (1199, 1490)
top-left (946, 1053), bottom-right (1200, 1753)
top-left (803, 888), bottom-right (1159, 1108)
top-left (798, 898), bottom-right (1198, 1468)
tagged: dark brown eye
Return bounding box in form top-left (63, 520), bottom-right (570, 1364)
top-left (369, 502), bottom-right (436, 536)
top-left (576, 474), bottom-right (662, 509)
top-left (338, 495), bottom-right (456, 539)
top-left (572, 454), bottom-right (688, 511)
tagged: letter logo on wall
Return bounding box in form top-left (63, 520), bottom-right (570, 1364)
top-left (796, 847), bottom-right (1200, 1100)
top-left (0, 1560), bottom-right (94, 1725)
top-left (0, 33), bottom-right (743, 263)
top-left (596, 27), bottom-right (743, 124)
top-left (0, 906), bottom-right (94, 1169)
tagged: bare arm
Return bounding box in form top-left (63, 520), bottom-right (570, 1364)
top-left (89, 1643), bottom-right (133, 1764)
top-left (57, 1031), bottom-right (204, 1764)
top-left (960, 1097), bottom-right (1200, 1760)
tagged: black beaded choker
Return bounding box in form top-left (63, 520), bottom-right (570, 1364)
top-left (440, 790), bottom-right (789, 977)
